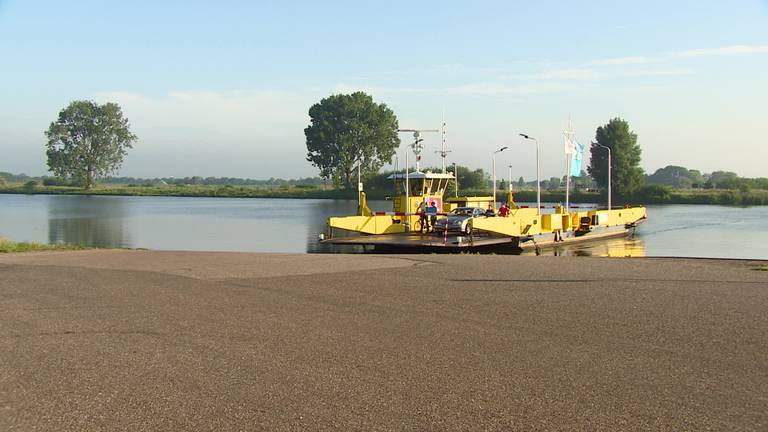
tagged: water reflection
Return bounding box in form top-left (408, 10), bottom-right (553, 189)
top-left (303, 199), bottom-right (360, 253)
top-left (47, 196), bottom-right (130, 248)
top-left (530, 236), bottom-right (646, 257)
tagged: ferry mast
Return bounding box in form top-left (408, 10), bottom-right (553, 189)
top-left (434, 113), bottom-right (451, 173)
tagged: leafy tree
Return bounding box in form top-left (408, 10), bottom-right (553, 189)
top-left (455, 166), bottom-right (487, 191)
top-left (588, 118), bottom-right (644, 196)
top-left (46, 100), bottom-right (137, 190)
top-left (714, 176), bottom-right (747, 191)
top-left (0, 172), bottom-right (31, 182)
top-left (571, 171), bottom-right (594, 189)
top-left (704, 171), bottom-right (739, 189)
top-left (746, 177), bottom-right (768, 190)
top-left (305, 92), bottom-right (400, 190)
top-left (646, 165), bottom-right (705, 188)
top-left (634, 184), bottom-right (672, 202)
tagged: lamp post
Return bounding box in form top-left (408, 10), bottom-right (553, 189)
top-left (492, 146), bottom-right (508, 210)
top-left (453, 162), bottom-right (458, 197)
top-left (597, 143), bottom-right (612, 210)
top-left (357, 160), bottom-right (362, 207)
top-left (404, 150), bottom-right (410, 232)
top-left (519, 133), bottom-right (541, 214)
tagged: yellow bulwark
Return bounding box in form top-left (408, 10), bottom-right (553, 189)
top-left (328, 215), bottom-right (405, 235)
top-left (470, 207), bottom-right (647, 237)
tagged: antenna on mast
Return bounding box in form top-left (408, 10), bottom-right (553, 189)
top-left (398, 128), bottom-right (439, 172)
top-left (434, 111), bottom-right (451, 173)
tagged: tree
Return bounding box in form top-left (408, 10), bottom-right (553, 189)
top-left (646, 165), bottom-right (705, 188)
top-left (46, 100), bottom-right (137, 190)
top-left (572, 170), bottom-right (594, 189)
top-left (305, 92), bottom-right (400, 190)
top-left (704, 171), bottom-right (739, 189)
top-left (588, 118), bottom-right (644, 196)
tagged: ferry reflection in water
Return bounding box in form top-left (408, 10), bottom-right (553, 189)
top-left (526, 236), bottom-right (646, 257)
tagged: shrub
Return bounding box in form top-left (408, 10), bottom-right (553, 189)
top-left (42, 177), bottom-right (84, 187)
top-left (633, 184), bottom-right (671, 203)
top-left (43, 177), bottom-right (68, 186)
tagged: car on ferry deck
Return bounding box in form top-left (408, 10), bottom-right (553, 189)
top-left (433, 206), bottom-right (485, 234)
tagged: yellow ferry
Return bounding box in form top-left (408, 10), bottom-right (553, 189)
top-left (321, 170), bottom-right (646, 253)
top-left (321, 129), bottom-right (646, 253)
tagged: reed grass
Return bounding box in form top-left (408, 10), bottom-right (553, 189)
top-left (0, 238), bottom-right (87, 253)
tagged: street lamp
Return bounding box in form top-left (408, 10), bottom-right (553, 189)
top-left (519, 133), bottom-right (541, 214)
top-left (492, 146), bottom-right (508, 210)
top-left (453, 162), bottom-right (458, 197)
top-left (357, 160), bottom-right (362, 207)
top-left (596, 143), bottom-right (612, 210)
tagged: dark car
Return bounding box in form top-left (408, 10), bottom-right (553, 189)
top-left (433, 207), bottom-right (485, 234)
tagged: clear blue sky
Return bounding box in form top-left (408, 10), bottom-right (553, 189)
top-left (1, 0), bottom-right (766, 179)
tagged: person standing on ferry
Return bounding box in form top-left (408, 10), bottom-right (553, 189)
top-left (498, 202), bottom-right (510, 217)
top-left (426, 201), bottom-right (438, 232)
top-left (416, 201), bottom-right (428, 233)
top-left (485, 204), bottom-right (496, 217)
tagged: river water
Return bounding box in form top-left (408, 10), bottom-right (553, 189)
top-left (1, 194), bottom-right (766, 259)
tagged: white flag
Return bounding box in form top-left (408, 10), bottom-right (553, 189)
top-left (564, 135), bottom-right (576, 155)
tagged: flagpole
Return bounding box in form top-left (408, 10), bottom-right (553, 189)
top-left (566, 154), bottom-right (571, 212)
top-left (564, 116), bottom-right (574, 213)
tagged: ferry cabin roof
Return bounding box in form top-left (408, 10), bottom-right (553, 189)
top-left (387, 172), bottom-right (454, 197)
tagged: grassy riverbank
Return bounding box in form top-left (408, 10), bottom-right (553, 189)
top-left (0, 183), bottom-right (356, 199)
top-left (0, 238), bottom-right (88, 253)
top-left (2, 182), bottom-right (767, 205)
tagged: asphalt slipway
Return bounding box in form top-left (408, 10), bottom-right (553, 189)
top-left (1, 250), bottom-right (767, 431)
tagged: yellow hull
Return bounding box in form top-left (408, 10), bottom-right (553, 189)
top-left (328, 207), bottom-right (647, 240)
top-left (328, 215), bottom-right (406, 235)
top-left (470, 207), bottom-right (647, 237)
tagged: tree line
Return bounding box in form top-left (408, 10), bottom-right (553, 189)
top-left (21, 94), bottom-right (765, 205)
top-left (645, 166), bottom-right (768, 191)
